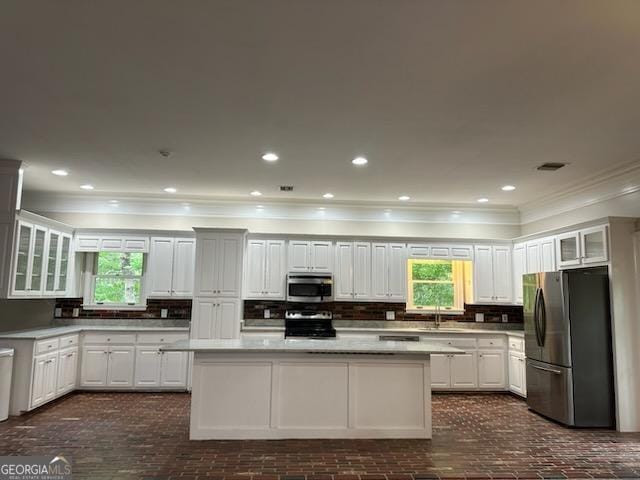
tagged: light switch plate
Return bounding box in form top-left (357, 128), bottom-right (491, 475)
top-left (475, 313), bottom-right (484, 322)
top-left (161, 309), bottom-right (168, 318)
top-left (72, 308), bottom-right (80, 318)
top-left (264, 309), bottom-right (271, 319)
top-left (502, 314), bottom-right (509, 323)
top-left (386, 311), bottom-right (395, 320)
top-left (54, 308), bottom-right (62, 317)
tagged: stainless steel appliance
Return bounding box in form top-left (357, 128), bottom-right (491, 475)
top-left (284, 310), bottom-right (336, 338)
top-left (523, 267), bottom-right (615, 427)
top-left (286, 273), bottom-right (333, 303)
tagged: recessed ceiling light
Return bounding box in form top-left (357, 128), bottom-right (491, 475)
top-left (317, 207), bottom-right (326, 211)
top-left (398, 195), bottom-right (410, 201)
top-left (452, 210), bottom-right (462, 214)
top-left (261, 152), bottom-right (279, 162)
top-left (163, 187), bottom-right (177, 193)
top-left (181, 202), bottom-right (191, 206)
top-left (352, 156), bottom-right (368, 166)
top-left (322, 193), bottom-right (334, 199)
top-left (501, 185), bottom-right (516, 191)
top-left (477, 197), bottom-right (489, 203)
top-left (109, 201), bottom-right (119, 207)
top-left (108, 199), bottom-right (119, 204)
top-left (80, 184), bottom-right (94, 190)
top-left (51, 169), bottom-right (68, 176)
top-left (250, 190), bottom-right (262, 197)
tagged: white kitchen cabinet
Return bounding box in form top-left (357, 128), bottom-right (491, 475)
top-left (194, 231), bottom-right (244, 297)
top-left (287, 240), bottom-right (333, 272)
top-left (160, 351), bottom-right (188, 387)
top-left (75, 234), bottom-right (149, 253)
top-left (512, 243), bottom-right (526, 304)
top-left (508, 352), bottom-right (526, 396)
top-left (540, 237), bottom-right (556, 271)
top-left (79, 347), bottom-right (108, 387)
top-left (478, 351), bottom-right (506, 389)
top-left (525, 241), bottom-right (541, 274)
top-left (556, 225), bottom-right (608, 268)
top-left (11, 221), bottom-right (47, 297)
top-left (473, 245), bottom-right (512, 304)
top-left (80, 345), bottom-right (135, 388)
top-left (244, 239), bottom-right (286, 299)
top-left (134, 347), bottom-right (188, 388)
top-left (556, 231), bottom-right (581, 268)
top-left (192, 298), bottom-right (241, 340)
top-left (56, 347), bottom-right (78, 395)
top-left (371, 243), bottom-right (406, 302)
top-left (147, 237), bottom-right (196, 297)
top-left (334, 242), bottom-right (371, 301)
top-left (31, 352), bottom-right (57, 407)
top-left (430, 352), bottom-right (478, 389)
top-left (430, 354), bottom-right (451, 388)
top-left (407, 244), bottom-right (473, 260)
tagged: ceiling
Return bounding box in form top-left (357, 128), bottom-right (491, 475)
top-left (1, 0), bottom-right (640, 208)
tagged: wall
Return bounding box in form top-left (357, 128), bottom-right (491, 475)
top-left (0, 299), bottom-right (56, 332)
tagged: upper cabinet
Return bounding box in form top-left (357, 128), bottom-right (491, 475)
top-left (147, 237), bottom-right (196, 298)
top-left (524, 236), bottom-right (556, 274)
top-left (194, 231), bottom-right (245, 298)
top-left (371, 243), bottom-right (407, 303)
top-left (11, 218), bottom-right (73, 298)
top-left (512, 243), bottom-right (526, 305)
top-left (473, 245), bottom-right (512, 304)
top-left (556, 225), bottom-right (608, 269)
top-left (334, 241), bottom-right (372, 301)
top-left (244, 239), bottom-right (286, 299)
top-left (407, 243), bottom-right (473, 260)
top-left (287, 240), bottom-right (333, 272)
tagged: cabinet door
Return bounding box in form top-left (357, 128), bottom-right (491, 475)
top-left (172, 238), bottom-right (196, 296)
top-left (492, 246), bottom-right (513, 303)
top-left (387, 243), bottom-right (407, 302)
top-left (28, 226), bottom-right (47, 294)
top-left (31, 354), bottom-right (47, 407)
top-left (57, 348), bottom-right (78, 394)
top-left (160, 351), bottom-right (188, 387)
top-left (371, 243), bottom-right (388, 300)
top-left (80, 347), bottom-right (109, 387)
top-left (508, 352), bottom-right (524, 395)
top-left (353, 242), bottom-right (372, 300)
top-left (478, 351), bottom-right (506, 389)
top-left (107, 346), bottom-right (135, 387)
top-left (195, 235), bottom-right (218, 296)
top-left (43, 231), bottom-right (60, 295)
top-left (42, 353), bottom-right (58, 402)
top-left (430, 354), bottom-right (451, 389)
top-left (334, 242), bottom-right (354, 300)
top-left (512, 243), bottom-right (526, 305)
top-left (245, 239), bottom-right (266, 298)
top-left (473, 245), bottom-right (494, 303)
top-left (12, 221), bottom-right (34, 295)
top-left (217, 299), bottom-right (240, 339)
top-left (192, 298), bottom-right (217, 339)
top-left (264, 240), bottom-right (286, 298)
top-left (450, 353), bottom-right (478, 389)
top-left (147, 237), bottom-right (175, 297)
top-left (288, 241), bottom-right (310, 271)
top-left (525, 241), bottom-right (541, 274)
top-left (556, 231), bottom-right (581, 268)
top-left (217, 235), bottom-right (243, 297)
top-left (56, 234), bottom-right (71, 294)
top-left (540, 237), bottom-right (556, 272)
top-left (580, 226), bottom-right (608, 264)
top-left (310, 241), bottom-right (333, 272)
top-left (134, 347), bottom-right (162, 387)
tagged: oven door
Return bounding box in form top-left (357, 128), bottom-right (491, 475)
top-left (287, 279), bottom-right (333, 303)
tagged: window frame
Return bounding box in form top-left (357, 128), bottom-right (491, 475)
top-left (82, 252), bottom-right (147, 310)
top-left (406, 259), bottom-right (465, 315)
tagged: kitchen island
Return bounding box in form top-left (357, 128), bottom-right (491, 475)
top-left (163, 337), bottom-right (461, 440)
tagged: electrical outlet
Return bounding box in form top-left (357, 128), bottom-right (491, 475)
top-left (264, 309), bottom-right (271, 319)
top-left (502, 314), bottom-right (509, 323)
top-left (161, 309), bottom-right (168, 318)
top-left (475, 313), bottom-right (484, 322)
top-left (54, 308), bottom-right (62, 317)
top-left (72, 308), bottom-right (80, 318)
top-left (386, 311), bottom-right (395, 320)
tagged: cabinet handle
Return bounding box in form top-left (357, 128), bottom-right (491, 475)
top-left (104, 351), bottom-right (108, 354)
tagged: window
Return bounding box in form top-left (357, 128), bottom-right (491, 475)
top-left (407, 259), bottom-right (468, 313)
top-left (90, 252), bottom-right (144, 306)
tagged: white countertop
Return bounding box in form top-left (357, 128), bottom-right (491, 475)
top-left (242, 325), bottom-right (525, 337)
top-left (0, 325), bottom-right (190, 340)
top-left (162, 338), bottom-right (463, 355)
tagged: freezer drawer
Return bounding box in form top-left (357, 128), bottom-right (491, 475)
top-left (526, 359), bottom-right (574, 426)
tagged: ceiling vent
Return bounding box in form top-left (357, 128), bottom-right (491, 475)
top-left (537, 162), bottom-right (567, 171)
top-left (279, 185), bottom-right (294, 192)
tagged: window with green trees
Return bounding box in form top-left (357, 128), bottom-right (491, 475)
top-left (407, 259), bottom-right (465, 311)
top-left (92, 252), bottom-right (144, 305)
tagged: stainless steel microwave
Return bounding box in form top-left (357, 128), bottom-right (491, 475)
top-left (286, 273), bottom-right (333, 303)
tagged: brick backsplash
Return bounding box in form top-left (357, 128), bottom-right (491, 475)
top-left (55, 298), bottom-right (192, 319)
top-left (244, 300), bottom-right (523, 323)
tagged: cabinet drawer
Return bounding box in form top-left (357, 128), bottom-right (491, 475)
top-left (508, 336), bottom-right (524, 353)
top-left (424, 337), bottom-right (477, 349)
top-left (136, 332), bottom-right (188, 344)
top-left (59, 334), bottom-right (79, 348)
top-left (478, 336), bottom-right (506, 349)
top-left (83, 333), bottom-right (136, 345)
top-left (36, 338), bottom-right (60, 354)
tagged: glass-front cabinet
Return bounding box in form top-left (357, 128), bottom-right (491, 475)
top-left (556, 225), bottom-right (608, 269)
top-left (12, 221), bottom-right (34, 295)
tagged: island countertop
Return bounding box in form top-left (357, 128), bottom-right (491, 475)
top-left (162, 337), bottom-right (463, 355)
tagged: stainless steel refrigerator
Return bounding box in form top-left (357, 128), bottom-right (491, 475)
top-left (523, 267), bottom-right (615, 427)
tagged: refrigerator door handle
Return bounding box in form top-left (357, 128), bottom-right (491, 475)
top-left (538, 288), bottom-right (547, 346)
top-left (533, 287), bottom-right (542, 346)
top-left (529, 363), bottom-right (562, 375)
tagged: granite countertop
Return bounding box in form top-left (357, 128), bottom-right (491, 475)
top-left (162, 338), bottom-right (463, 355)
top-left (0, 325), bottom-right (190, 340)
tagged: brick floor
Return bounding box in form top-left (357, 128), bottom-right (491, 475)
top-left (1, 392), bottom-right (639, 479)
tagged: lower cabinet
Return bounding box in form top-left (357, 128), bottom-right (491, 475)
top-left (31, 352), bottom-right (58, 408)
top-left (430, 352), bottom-right (478, 389)
top-left (56, 347), bottom-right (78, 395)
top-left (192, 298), bottom-right (240, 339)
top-left (508, 352), bottom-right (526, 396)
top-left (478, 351), bottom-right (506, 389)
top-left (134, 346), bottom-right (188, 388)
top-left (80, 345), bottom-right (135, 387)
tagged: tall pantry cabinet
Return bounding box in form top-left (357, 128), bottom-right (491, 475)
top-left (191, 229), bottom-right (247, 340)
